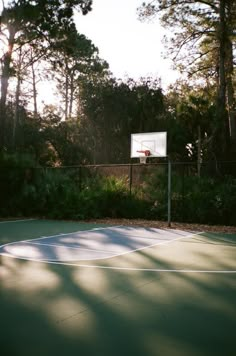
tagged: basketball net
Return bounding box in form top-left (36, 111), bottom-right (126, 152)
top-left (139, 156), bottom-right (147, 164)
top-left (137, 149), bottom-right (150, 164)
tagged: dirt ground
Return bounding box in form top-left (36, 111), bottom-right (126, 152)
top-left (85, 218), bottom-right (236, 234)
top-left (1, 217), bottom-right (235, 234)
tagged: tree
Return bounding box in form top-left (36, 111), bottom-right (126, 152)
top-left (38, 105), bottom-right (90, 166)
top-left (138, 0), bottom-right (236, 158)
top-left (50, 30), bottom-right (109, 120)
top-left (0, 0), bottom-right (92, 149)
top-left (78, 76), bottom-right (166, 164)
top-left (166, 80), bottom-right (216, 162)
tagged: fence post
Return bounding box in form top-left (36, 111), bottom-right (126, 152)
top-left (129, 164), bottom-right (133, 195)
top-left (197, 125), bottom-right (201, 177)
top-left (79, 166), bottom-right (82, 191)
top-left (168, 159), bottom-right (172, 227)
top-left (182, 163), bottom-right (185, 221)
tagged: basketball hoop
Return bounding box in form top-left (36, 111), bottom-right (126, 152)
top-left (131, 132), bottom-right (167, 160)
top-left (137, 150), bottom-right (151, 157)
top-left (137, 150), bottom-right (150, 164)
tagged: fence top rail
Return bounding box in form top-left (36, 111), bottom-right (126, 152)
top-left (33, 160), bottom-right (236, 169)
top-left (2, 161), bottom-right (235, 170)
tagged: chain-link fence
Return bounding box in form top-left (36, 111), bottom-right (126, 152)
top-left (1, 161), bottom-right (236, 225)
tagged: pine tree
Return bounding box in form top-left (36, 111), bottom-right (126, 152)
top-left (139, 0), bottom-right (236, 158)
top-left (0, 0), bottom-right (92, 149)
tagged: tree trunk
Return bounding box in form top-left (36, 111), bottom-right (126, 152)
top-left (0, 26), bottom-right (16, 149)
top-left (216, 0), bottom-right (230, 158)
top-left (64, 60), bottom-right (69, 120)
top-left (13, 64), bottom-right (21, 150)
top-left (69, 74), bottom-right (74, 118)
top-left (225, 23), bottom-right (236, 145)
top-left (31, 55), bottom-right (38, 118)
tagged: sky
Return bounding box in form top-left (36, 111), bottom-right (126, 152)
top-left (74, 0), bottom-right (179, 88)
top-left (0, 0), bottom-right (179, 107)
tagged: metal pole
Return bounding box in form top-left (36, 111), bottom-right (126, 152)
top-left (197, 125), bottom-right (201, 177)
top-left (79, 166), bottom-right (82, 192)
top-left (129, 164), bottom-right (133, 195)
top-left (167, 158), bottom-right (172, 227)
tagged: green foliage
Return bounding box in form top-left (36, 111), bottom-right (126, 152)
top-left (0, 152), bottom-right (36, 168)
top-left (1, 168), bottom-right (149, 220)
top-left (0, 152), bottom-right (37, 216)
top-left (143, 168), bottom-right (236, 225)
top-left (1, 0), bottom-right (235, 164)
top-left (166, 82), bottom-right (217, 161)
top-left (181, 176), bottom-right (236, 225)
top-left (50, 30), bottom-right (108, 120)
top-left (142, 168), bottom-right (169, 220)
top-left (0, 162), bottom-right (235, 225)
top-left (79, 76), bottom-right (166, 164)
top-left (0, 0), bottom-right (93, 149)
top-left (138, 0), bottom-right (236, 156)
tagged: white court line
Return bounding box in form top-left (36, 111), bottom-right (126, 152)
top-left (23, 225), bottom-right (123, 243)
top-left (1, 229), bottom-right (236, 273)
top-left (0, 218), bottom-right (37, 224)
top-left (90, 231), bottom-right (204, 261)
top-left (1, 253), bottom-right (236, 273)
top-left (1, 230), bottom-right (203, 261)
top-left (0, 225), bottom-right (123, 249)
top-left (0, 224), bottom-right (126, 260)
top-left (27, 241), bottom-right (116, 254)
top-left (24, 231), bottom-right (205, 261)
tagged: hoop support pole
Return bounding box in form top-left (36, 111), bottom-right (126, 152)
top-left (167, 158), bottom-right (172, 227)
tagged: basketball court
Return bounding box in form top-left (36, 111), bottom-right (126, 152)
top-left (1, 218), bottom-right (236, 356)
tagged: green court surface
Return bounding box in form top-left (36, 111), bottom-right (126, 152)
top-left (0, 219), bottom-right (236, 356)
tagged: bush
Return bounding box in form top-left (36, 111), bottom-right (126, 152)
top-left (0, 152), bottom-right (37, 216)
top-left (1, 160), bottom-right (235, 226)
top-left (143, 170), bottom-right (236, 225)
top-left (16, 171), bottom-right (150, 220)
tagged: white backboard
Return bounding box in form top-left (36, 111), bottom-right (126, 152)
top-left (131, 132), bottom-right (167, 158)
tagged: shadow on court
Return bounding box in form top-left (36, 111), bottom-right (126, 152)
top-left (1, 244), bottom-right (236, 356)
top-left (1, 221), bottom-right (236, 356)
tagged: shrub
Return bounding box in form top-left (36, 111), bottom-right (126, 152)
top-left (0, 152), bottom-right (37, 216)
top-left (1, 160), bottom-right (235, 226)
top-left (143, 170), bottom-right (236, 225)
